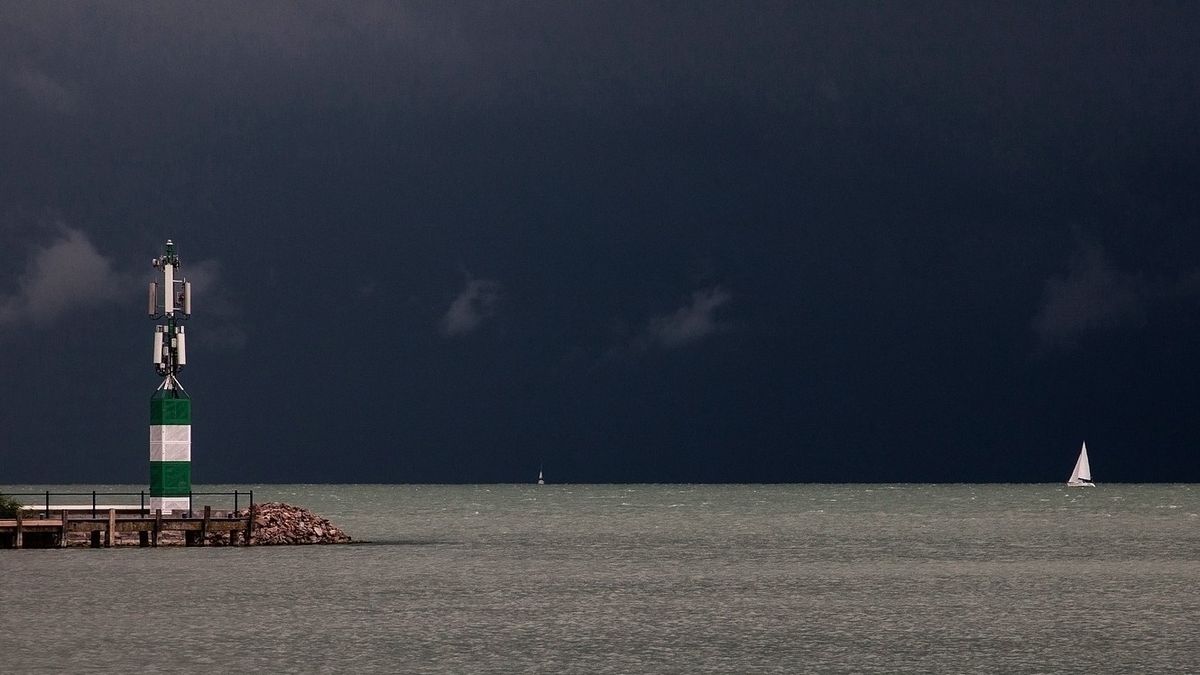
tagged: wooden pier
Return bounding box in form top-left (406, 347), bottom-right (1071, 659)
top-left (0, 504), bottom-right (250, 547)
top-left (0, 505), bottom-right (254, 549)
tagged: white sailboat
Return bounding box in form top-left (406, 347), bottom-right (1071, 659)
top-left (1067, 442), bottom-right (1095, 487)
top-left (537, 468), bottom-right (544, 485)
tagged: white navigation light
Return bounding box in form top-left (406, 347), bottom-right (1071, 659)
top-left (163, 264), bottom-right (175, 315)
top-left (153, 326), bottom-right (164, 365)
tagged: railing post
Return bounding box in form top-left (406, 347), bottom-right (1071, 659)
top-left (45, 490), bottom-right (50, 518)
top-left (234, 490), bottom-right (239, 513)
top-left (92, 490), bottom-right (96, 518)
top-left (188, 491), bottom-right (193, 518)
top-left (140, 490), bottom-right (145, 517)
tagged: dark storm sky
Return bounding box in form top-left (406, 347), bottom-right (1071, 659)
top-left (2, 3), bottom-right (1199, 483)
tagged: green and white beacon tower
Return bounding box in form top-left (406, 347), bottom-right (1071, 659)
top-left (147, 240), bottom-right (193, 512)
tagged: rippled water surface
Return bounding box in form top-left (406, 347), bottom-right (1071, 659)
top-left (2, 484), bottom-right (1198, 673)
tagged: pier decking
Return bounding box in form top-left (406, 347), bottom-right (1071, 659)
top-left (0, 491), bottom-right (255, 548)
top-left (0, 506), bottom-right (252, 548)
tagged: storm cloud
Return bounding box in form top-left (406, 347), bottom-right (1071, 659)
top-left (1, 4), bottom-right (1198, 483)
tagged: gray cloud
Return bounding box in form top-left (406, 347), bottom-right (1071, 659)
top-left (181, 259), bottom-right (246, 351)
top-left (440, 278), bottom-right (500, 337)
top-left (6, 65), bottom-right (78, 114)
top-left (0, 228), bottom-right (121, 328)
top-left (1032, 242), bottom-right (1145, 350)
top-left (646, 286), bottom-right (732, 348)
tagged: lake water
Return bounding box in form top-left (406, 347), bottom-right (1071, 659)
top-left (1, 484), bottom-right (1198, 673)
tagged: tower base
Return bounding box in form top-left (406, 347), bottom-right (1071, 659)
top-left (150, 497), bottom-right (190, 512)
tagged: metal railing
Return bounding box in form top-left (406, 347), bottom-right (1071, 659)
top-left (1, 490), bottom-right (254, 518)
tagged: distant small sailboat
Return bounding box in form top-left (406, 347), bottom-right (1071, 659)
top-left (1067, 442), bottom-right (1095, 487)
top-left (537, 467), bottom-right (544, 485)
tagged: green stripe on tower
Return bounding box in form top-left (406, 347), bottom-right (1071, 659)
top-left (150, 397), bottom-right (191, 425)
top-left (150, 461), bottom-right (192, 497)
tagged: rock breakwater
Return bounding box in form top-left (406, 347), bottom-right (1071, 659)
top-left (237, 501), bottom-right (352, 545)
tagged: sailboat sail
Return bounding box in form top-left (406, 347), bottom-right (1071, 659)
top-left (1067, 442), bottom-right (1094, 485)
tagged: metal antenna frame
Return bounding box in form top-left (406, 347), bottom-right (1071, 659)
top-left (150, 239), bottom-right (191, 378)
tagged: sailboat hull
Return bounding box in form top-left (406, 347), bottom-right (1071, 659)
top-left (1067, 481), bottom-right (1095, 488)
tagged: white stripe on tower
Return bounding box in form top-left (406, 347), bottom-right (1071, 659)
top-left (150, 424), bottom-right (192, 461)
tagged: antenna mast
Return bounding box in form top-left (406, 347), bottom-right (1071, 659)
top-left (149, 239), bottom-right (192, 378)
